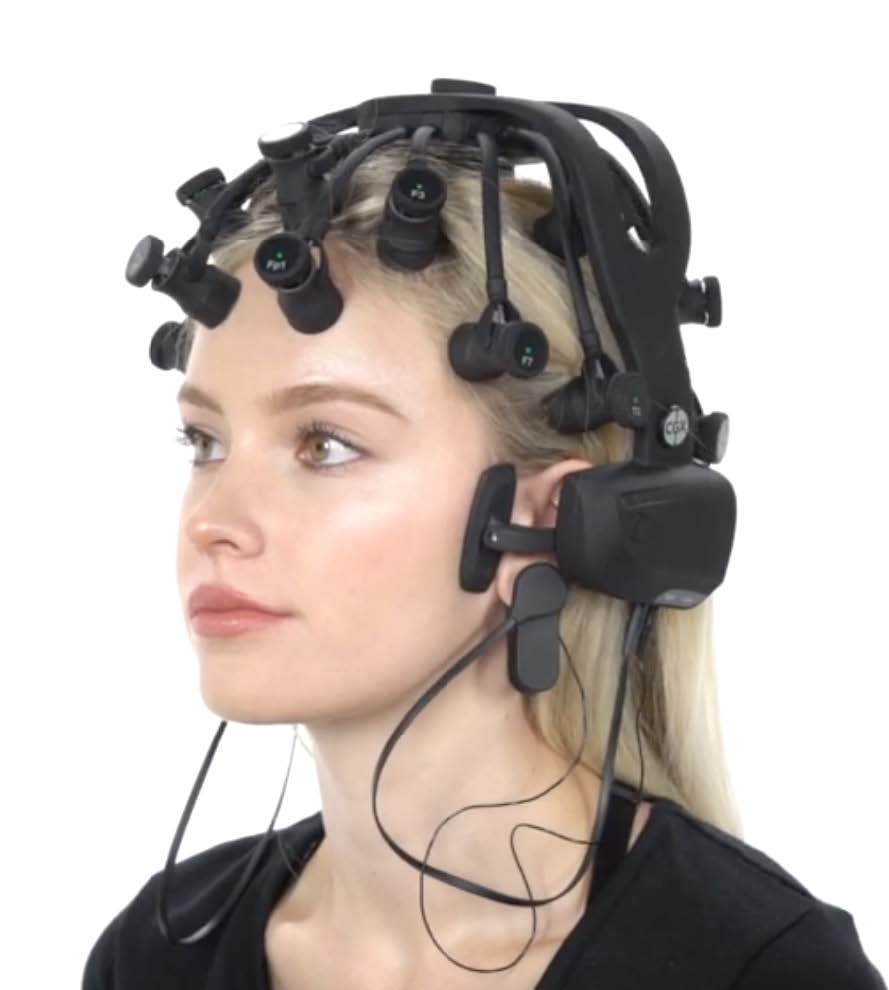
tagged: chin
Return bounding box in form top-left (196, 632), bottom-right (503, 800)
top-left (198, 689), bottom-right (294, 726)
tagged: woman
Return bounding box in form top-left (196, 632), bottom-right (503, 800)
top-left (82, 127), bottom-right (885, 988)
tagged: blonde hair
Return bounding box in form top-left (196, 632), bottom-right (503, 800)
top-left (177, 139), bottom-right (743, 839)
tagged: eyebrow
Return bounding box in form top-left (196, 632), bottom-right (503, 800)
top-left (176, 380), bottom-right (408, 422)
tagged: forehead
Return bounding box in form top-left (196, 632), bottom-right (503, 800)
top-left (185, 255), bottom-right (449, 401)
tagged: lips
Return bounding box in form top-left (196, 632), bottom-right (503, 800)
top-left (188, 583), bottom-right (294, 617)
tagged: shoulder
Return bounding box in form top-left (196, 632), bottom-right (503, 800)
top-left (730, 902), bottom-right (887, 988)
top-left (628, 799), bottom-right (884, 985)
top-left (81, 811), bottom-right (323, 989)
top-left (81, 901), bottom-right (128, 990)
top-left (651, 798), bottom-right (821, 922)
top-left (80, 831), bottom-right (261, 989)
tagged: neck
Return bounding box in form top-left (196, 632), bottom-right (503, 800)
top-left (288, 615), bottom-right (604, 970)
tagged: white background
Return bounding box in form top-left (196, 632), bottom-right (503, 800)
top-left (2, 1), bottom-right (886, 983)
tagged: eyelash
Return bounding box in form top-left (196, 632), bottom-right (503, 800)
top-left (175, 419), bottom-right (363, 473)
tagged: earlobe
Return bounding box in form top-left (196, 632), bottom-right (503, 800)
top-left (495, 552), bottom-right (535, 612)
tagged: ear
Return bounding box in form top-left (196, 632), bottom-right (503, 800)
top-left (493, 457), bottom-right (597, 610)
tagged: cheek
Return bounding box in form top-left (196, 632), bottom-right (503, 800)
top-left (302, 479), bottom-right (455, 607)
top-left (175, 523), bottom-right (190, 599)
top-left (294, 456), bottom-right (481, 633)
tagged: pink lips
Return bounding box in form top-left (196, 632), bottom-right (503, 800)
top-left (190, 609), bottom-right (293, 637)
top-left (188, 583), bottom-right (295, 638)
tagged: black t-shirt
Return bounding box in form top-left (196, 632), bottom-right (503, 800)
top-left (82, 792), bottom-right (885, 988)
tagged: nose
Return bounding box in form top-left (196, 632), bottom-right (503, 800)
top-left (185, 515), bottom-right (263, 557)
top-left (181, 467), bottom-right (266, 558)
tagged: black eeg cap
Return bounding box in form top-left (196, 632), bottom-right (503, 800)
top-left (125, 81), bottom-right (725, 424)
top-left (127, 77), bottom-right (736, 610)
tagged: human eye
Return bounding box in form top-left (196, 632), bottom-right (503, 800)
top-left (176, 424), bottom-right (221, 466)
top-left (294, 419), bottom-right (364, 472)
top-left (175, 420), bottom-right (364, 473)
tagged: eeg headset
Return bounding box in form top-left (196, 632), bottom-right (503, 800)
top-left (126, 78), bottom-right (735, 972)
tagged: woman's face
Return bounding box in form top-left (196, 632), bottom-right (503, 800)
top-left (176, 251), bottom-right (503, 726)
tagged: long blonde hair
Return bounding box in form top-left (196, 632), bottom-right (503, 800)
top-left (176, 138), bottom-right (743, 838)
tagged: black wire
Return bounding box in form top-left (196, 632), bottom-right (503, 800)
top-left (476, 129), bottom-right (509, 315)
top-left (295, 125), bottom-right (409, 244)
top-left (504, 126), bottom-right (603, 364)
